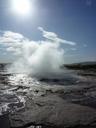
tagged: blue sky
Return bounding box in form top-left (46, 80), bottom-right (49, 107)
top-left (0, 0), bottom-right (96, 63)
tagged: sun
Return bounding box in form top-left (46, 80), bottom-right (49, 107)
top-left (11, 0), bottom-right (32, 17)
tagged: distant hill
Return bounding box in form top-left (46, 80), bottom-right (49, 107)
top-left (64, 61), bottom-right (96, 71)
top-left (76, 61), bottom-right (96, 65)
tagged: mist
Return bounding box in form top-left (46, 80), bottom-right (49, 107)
top-left (8, 40), bottom-right (65, 78)
top-left (0, 27), bottom-right (76, 78)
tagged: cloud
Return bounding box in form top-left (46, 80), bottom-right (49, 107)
top-left (6, 47), bottom-right (16, 52)
top-left (6, 47), bottom-right (22, 55)
top-left (0, 27), bottom-right (76, 56)
top-left (0, 31), bottom-right (27, 55)
top-left (0, 27), bottom-right (77, 77)
top-left (38, 27), bottom-right (76, 46)
top-left (0, 31), bottom-right (24, 45)
top-left (3, 31), bottom-right (24, 40)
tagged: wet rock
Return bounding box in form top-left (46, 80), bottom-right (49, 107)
top-left (0, 114), bottom-right (10, 128)
top-left (10, 95), bottom-right (96, 128)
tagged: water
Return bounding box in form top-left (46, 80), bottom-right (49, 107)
top-left (0, 64), bottom-right (80, 115)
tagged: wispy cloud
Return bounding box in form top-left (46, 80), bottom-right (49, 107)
top-left (0, 27), bottom-right (77, 56)
top-left (38, 27), bottom-right (76, 46)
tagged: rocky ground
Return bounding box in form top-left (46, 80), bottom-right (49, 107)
top-left (0, 64), bottom-right (96, 128)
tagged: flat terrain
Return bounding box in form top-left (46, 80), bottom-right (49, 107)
top-left (0, 63), bottom-right (96, 128)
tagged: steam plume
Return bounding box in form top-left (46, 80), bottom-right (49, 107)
top-left (0, 27), bottom-right (76, 78)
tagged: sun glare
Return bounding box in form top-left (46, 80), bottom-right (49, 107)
top-left (11, 0), bottom-right (32, 17)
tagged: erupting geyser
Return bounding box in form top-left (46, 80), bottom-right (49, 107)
top-left (0, 27), bottom-right (76, 78)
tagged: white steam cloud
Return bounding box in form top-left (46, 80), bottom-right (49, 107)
top-left (0, 27), bottom-right (76, 78)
